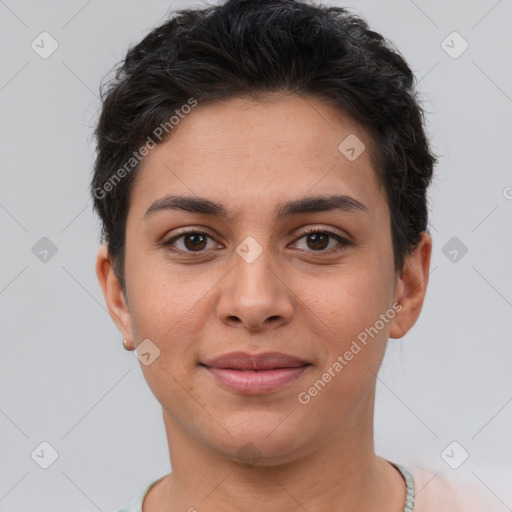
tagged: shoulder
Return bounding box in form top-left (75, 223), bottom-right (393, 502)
top-left (409, 466), bottom-right (504, 512)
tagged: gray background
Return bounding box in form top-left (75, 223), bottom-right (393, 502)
top-left (1, 0), bottom-right (511, 510)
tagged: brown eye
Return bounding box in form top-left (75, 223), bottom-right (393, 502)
top-left (306, 232), bottom-right (329, 250)
top-left (162, 230), bottom-right (219, 253)
top-left (183, 233), bottom-right (207, 251)
top-left (293, 229), bottom-right (353, 253)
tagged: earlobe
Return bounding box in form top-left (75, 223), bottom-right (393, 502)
top-left (389, 232), bottom-right (432, 339)
top-left (95, 246), bottom-right (134, 347)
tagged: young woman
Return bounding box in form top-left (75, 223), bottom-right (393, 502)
top-left (91, 1), bottom-right (502, 510)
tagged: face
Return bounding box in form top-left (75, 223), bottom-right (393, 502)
top-left (97, 94), bottom-right (431, 465)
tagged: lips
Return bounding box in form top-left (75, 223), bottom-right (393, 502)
top-left (203, 351), bottom-right (309, 370)
top-left (201, 352), bottom-right (311, 394)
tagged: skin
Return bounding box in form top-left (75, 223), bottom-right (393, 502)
top-left (96, 94), bottom-right (431, 511)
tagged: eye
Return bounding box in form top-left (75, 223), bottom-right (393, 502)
top-left (160, 227), bottom-right (353, 256)
top-left (292, 228), bottom-right (353, 253)
top-left (161, 230), bottom-right (221, 253)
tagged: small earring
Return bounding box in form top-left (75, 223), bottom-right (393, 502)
top-left (123, 338), bottom-right (133, 351)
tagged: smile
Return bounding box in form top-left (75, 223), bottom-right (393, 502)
top-left (201, 351), bottom-right (312, 394)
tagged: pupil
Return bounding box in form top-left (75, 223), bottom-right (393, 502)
top-left (185, 234), bottom-right (206, 251)
top-left (308, 233), bottom-right (328, 250)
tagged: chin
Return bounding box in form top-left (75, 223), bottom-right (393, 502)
top-left (206, 412), bottom-right (308, 467)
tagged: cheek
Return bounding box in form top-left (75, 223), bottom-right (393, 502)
top-left (305, 264), bottom-right (392, 340)
top-left (126, 269), bottom-right (208, 407)
top-left (296, 274), bottom-right (391, 417)
top-left (125, 255), bottom-right (224, 372)
top-left (126, 245), bottom-right (195, 328)
top-left (299, 261), bottom-right (394, 401)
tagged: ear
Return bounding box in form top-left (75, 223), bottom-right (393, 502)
top-left (389, 232), bottom-right (432, 339)
top-left (95, 246), bottom-right (134, 348)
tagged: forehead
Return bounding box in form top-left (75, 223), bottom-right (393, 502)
top-left (129, 94), bottom-right (387, 220)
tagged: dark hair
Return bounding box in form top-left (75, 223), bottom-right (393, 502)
top-left (91, 0), bottom-right (437, 291)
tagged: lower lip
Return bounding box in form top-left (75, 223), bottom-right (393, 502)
top-left (204, 366), bottom-right (310, 394)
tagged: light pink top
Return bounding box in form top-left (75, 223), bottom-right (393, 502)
top-left (409, 466), bottom-right (506, 511)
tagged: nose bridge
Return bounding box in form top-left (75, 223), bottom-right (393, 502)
top-left (234, 235), bottom-right (278, 302)
top-left (217, 235), bottom-right (293, 330)
top-left (235, 237), bottom-right (274, 296)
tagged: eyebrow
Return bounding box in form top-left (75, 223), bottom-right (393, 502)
top-left (144, 194), bottom-right (369, 220)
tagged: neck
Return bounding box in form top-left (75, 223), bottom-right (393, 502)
top-left (148, 396), bottom-right (406, 512)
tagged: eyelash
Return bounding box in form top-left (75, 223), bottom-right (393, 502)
top-left (161, 228), bottom-right (353, 256)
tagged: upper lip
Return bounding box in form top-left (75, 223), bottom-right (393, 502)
top-left (202, 351), bottom-right (310, 370)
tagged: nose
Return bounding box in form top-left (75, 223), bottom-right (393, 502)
top-left (216, 243), bottom-right (294, 332)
